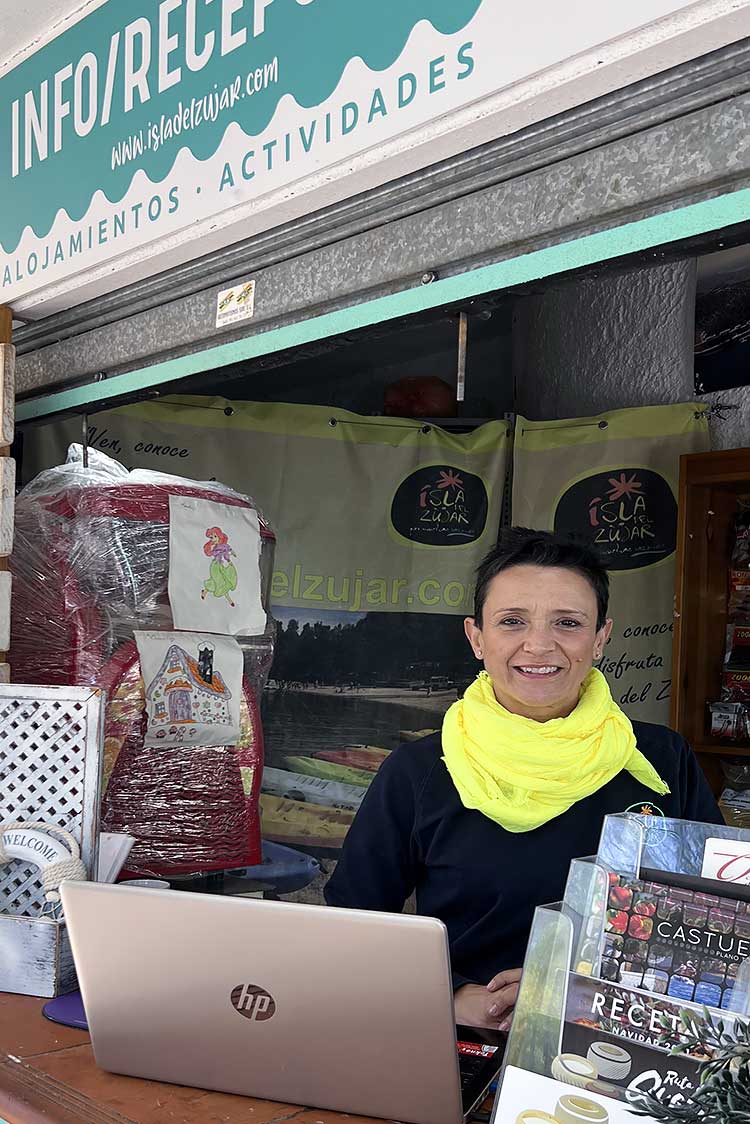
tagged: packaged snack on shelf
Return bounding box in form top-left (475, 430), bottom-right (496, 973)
top-left (729, 569), bottom-right (750, 622)
top-left (710, 702), bottom-right (750, 740)
top-left (720, 786), bottom-right (750, 829)
top-left (722, 756), bottom-right (750, 790)
top-left (722, 669), bottom-right (750, 702)
top-left (727, 624), bottom-right (750, 669)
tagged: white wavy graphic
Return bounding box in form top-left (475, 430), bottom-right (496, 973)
top-left (4, 0), bottom-right (743, 311)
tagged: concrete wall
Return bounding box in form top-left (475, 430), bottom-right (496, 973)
top-left (512, 258), bottom-right (750, 450)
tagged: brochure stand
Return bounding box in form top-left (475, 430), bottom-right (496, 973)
top-left (492, 814), bottom-right (750, 1123)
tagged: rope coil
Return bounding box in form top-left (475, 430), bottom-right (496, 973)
top-left (0, 820), bottom-right (87, 907)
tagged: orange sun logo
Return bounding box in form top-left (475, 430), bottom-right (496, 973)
top-left (606, 472), bottom-right (643, 501)
top-left (437, 470), bottom-right (464, 490)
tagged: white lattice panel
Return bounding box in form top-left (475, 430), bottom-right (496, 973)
top-left (0, 686), bottom-right (104, 918)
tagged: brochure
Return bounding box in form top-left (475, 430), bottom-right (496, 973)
top-left (493, 1066), bottom-right (661, 1123)
top-left (563, 972), bottom-right (728, 1060)
top-left (559, 972), bottom-right (718, 1109)
top-left (601, 871), bottom-right (750, 1006)
top-left (97, 832), bottom-right (136, 882)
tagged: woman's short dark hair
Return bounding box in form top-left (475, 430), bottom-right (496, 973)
top-left (473, 527), bottom-right (610, 630)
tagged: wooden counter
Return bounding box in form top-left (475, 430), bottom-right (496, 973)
top-left (0, 993), bottom-right (387, 1124)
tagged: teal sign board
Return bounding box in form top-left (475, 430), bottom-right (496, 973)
top-left (0, 0), bottom-right (709, 308)
top-left (0, 0), bottom-right (483, 302)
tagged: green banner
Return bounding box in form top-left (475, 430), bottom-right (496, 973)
top-left (24, 397), bottom-right (510, 855)
top-left (25, 396), bottom-right (510, 617)
top-left (512, 403), bottom-right (710, 726)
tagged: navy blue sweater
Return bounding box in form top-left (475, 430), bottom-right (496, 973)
top-left (324, 725), bottom-right (723, 989)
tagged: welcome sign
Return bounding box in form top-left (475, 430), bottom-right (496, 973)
top-left (0, 0), bottom-right (733, 310)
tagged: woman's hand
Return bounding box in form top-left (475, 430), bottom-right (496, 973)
top-left (487, 968), bottom-right (522, 1030)
top-left (454, 969), bottom-right (522, 1030)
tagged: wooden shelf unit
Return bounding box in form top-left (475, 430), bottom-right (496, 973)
top-left (671, 448), bottom-right (750, 795)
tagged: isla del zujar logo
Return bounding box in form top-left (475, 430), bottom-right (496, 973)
top-left (554, 468), bottom-right (678, 571)
top-left (624, 799), bottom-right (671, 843)
top-left (390, 465), bottom-right (489, 547)
top-left (230, 984), bottom-right (276, 1022)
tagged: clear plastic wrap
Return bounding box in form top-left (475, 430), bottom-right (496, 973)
top-left (10, 446), bottom-right (276, 878)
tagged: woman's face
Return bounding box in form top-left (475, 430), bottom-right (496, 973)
top-left (464, 564), bottom-right (612, 721)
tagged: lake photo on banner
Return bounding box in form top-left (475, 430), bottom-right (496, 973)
top-left (261, 687), bottom-right (447, 762)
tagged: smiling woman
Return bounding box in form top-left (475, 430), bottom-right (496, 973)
top-left (325, 527), bottom-right (724, 1034)
top-left (442, 534), bottom-right (670, 840)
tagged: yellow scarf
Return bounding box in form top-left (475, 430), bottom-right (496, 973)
top-left (441, 669), bottom-right (669, 833)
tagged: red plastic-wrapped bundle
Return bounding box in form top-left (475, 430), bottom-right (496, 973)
top-left (10, 447), bottom-right (275, 877)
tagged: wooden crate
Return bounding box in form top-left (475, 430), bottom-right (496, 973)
top-left (0, 913), bottom-right (76, 997)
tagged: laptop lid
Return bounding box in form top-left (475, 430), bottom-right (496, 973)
top-left (61, 881), bottom-right (465, 1124)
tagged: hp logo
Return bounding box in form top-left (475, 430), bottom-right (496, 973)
top-left (230, 984), bottom-right (276, 1021)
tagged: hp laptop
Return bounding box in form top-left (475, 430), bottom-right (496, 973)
top-left (61, 882), bottom-right (504, 1124)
